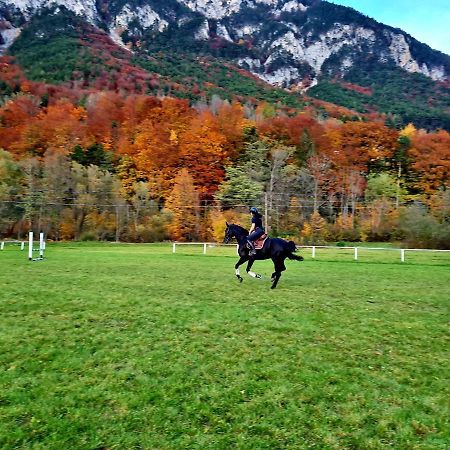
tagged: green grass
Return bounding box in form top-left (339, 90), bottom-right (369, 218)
top-left (0, 243), bottom-right (449, 449)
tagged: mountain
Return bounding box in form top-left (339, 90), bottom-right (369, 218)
top-left (1, 0), bottom-right (449, 129)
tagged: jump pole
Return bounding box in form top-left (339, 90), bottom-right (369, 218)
top-left (39, 232), bottom-right (44, 259)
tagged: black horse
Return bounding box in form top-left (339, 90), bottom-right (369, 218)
top-left (223, 223), bottom-right (303, 289)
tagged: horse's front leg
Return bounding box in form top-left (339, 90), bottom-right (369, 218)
top-left (246, 258), bottom-right (262, 279)
top-left (235, 256), bottom-right (248, 283)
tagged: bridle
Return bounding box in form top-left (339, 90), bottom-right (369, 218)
top-left (223, 227), bottom-right (234, 244)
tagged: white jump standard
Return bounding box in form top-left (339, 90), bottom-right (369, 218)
top-left (28, 232), bottom-right (45, 261)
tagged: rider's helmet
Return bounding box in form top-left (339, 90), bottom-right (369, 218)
top-left (249, 207), bottom-right (259, 214)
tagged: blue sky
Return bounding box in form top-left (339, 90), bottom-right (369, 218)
top-left (327, 0), bottom-right (450, 55)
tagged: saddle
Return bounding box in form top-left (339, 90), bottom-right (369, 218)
top-left (253, 233), bottom-right (268, 250)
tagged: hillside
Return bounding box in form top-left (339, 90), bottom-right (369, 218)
top-left (6, 8), bottom-right (305, 109)
top-left (308, 61), bottom-right (450, 130)
top-left (1, 1), bottom-right (449, 129)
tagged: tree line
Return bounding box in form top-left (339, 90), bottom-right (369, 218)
top-left (0, 84), bottom-right (449, 248)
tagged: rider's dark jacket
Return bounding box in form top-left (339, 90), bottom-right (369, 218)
top-left (248, 214), bottom-right (265, 241)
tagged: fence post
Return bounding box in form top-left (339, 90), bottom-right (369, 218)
top-left (312, 246), bottom-right (316, 258)
top-left (0, 242), bottom-right (4, 250)
top-left (354, 247), bottom-right (358, 261)
top-left (203, 243), bottom-right (207, 255)
top-left (172, 243), bottom-right (176, 254)
top-left (21, 242), bottom-right (25, 250)
top-left (28, 232), bottom-right (33, 260)
top-left (401, 249), bottom-right (405, 262)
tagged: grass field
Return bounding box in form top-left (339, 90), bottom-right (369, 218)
top-left (0, 242), bottom-right (449, 449)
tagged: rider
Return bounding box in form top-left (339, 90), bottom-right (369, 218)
top-left (247, 207), bottom-right (265, 256)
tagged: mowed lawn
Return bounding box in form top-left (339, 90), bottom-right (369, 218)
top-left (0, 243), bottom-right (449, 449)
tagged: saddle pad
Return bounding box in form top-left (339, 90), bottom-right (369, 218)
top-left (254, 234), bottom-right (268, 250)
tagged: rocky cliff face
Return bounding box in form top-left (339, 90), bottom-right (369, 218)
top-left (1, 0), bottom-right (449, 88)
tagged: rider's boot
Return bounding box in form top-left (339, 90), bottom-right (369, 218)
top-left (247, 239), bottom-right (256, 256)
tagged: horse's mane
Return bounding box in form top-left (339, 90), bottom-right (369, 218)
top-left (228, 223), bottom-right (249, 236)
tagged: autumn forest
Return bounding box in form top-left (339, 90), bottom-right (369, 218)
top-left (0, 56), bottom-right (449, 248)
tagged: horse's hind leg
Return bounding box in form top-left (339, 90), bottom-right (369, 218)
top-left (271, 258), bottom-right (286, 289)
top-left (271, 271), bottom-right (281, 289)
top-left (246, 259), bottom-right (261, 279)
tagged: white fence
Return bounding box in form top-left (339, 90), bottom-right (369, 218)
top-left (298, 245), bottom-right (450, 262)
top-left (172, 242), bottom-right (239, 255)
top-left (0, 240), bottom-right (25, 251)
top-left (172, 242), bottom-right (450, 262)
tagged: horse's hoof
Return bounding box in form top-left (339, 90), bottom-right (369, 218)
top-left (255, 274), bottom-right (262, 279)
top-left (271, 285), bottom-right (277, 289)
top-left (237, 276), bottom-right (243, 283)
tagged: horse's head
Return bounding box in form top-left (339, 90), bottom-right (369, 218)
top-left (223, 222), bottom-right (234, 244)
top-left (223, 223), bottom-right (247, 244)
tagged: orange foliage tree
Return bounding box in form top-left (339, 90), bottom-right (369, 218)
top-left (0, 95), bottom-right (40, 155)
top-left (86, 92), bottom-right (124, 151)
top-left (117, 96), bottom-right (192, 199)
top-left (409, 130), bottom-right (450, 195)
top-left (215, 102), bottom-right (251, 160)
top-left (323, 121), bottom-right (399, 174)
top-left (179, 111), bottom-right (229, 199)
top-left (165, 168), bottom-right (201, 241)
top-left (321, 121), bottom-right (399, 216)
top-left (7, 100), bottom-right (91, 157)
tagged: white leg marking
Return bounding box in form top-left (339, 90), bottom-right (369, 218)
top-left (236, 268), bottom-right (240, 276)
top-left (248, 271), bottom-right (257, 278)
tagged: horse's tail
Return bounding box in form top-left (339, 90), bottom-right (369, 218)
top-left (287, 241), bottom-right (304, 261)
